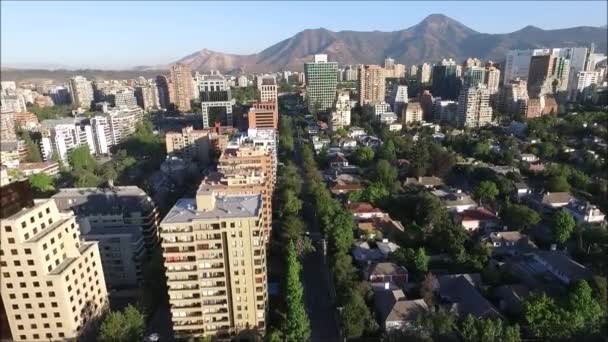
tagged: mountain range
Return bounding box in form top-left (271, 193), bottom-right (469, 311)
top-left (171, 14), bottom-right (607, 73)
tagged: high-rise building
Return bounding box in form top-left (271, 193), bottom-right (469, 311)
top-left (135, 83), bottom-right (161, 110)
top-left (258, 75), bottom-right (277, 104)
top-left (433, 99), bottom-right (458, 123)
top-left (432, 59), bottom-right (460, 100)
top-left (169, 63), bottom-right (193, 112)
top-left (330, 91), bottom-right (351, 131)
top-left (503, 48), bottom-right (551, 82)
top-left (403, 102), bottom-right (423, 125)
top-left (389, 85), bottom-right (408, 115)
top-left (165, 125), bottom-right (232, 164)
top-left (528, 55), bottom-right (554, 91)
top-left (457, 84), bottom-right (493, 128)
top-left (418, 63), bottom-right (432, 84)
top-left (68, 76), bottom-right (94, 109)
top-left (248, 101), bottom-right (278, 129)
top-left (358, 64), bottom-right (386, 106)
top-left (384, 57), bottom-right (395, 70)
top-left (568, 71), bottom-right (600, 101)
top-left (199, 74), bottom-right (235, 127)
top-left (156, 75), bottom-right (170, 109)
top-left (112, 88), bottom-right (138, 108)
top-left (343, 65), bottom-right (358, 82)
top-left (160, 188), bottom-right (267, 337)
top-left (499, 78), bottom-right (529, 116)
top-left (409, 65), bottom-right (418, 78)
top-left (485, 67), bottom-right (501, 94)
top-left (0, 181), bottom-right (108, 342)
top-left (304, 54), bottom-right (338, 113)
top-left (463, 66), bottom-right (486, 88)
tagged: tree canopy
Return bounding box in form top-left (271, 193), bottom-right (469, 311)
top-left (98, 305), bottom-right (145, 342)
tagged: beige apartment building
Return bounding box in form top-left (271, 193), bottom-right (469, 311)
top-left (358, 64), bottom-right (386, 106)
top-left (0, 182), bottom-right (108, 342)
top-left (165, 126), bottom-right (233, 164)
top-left (160, 188), bottom-right (267, 338)
top-left (218, 146), bottom-right (275, 187)
top-left (170, 63), bottom-right (193, 112)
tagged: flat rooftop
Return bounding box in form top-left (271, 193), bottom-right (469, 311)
top-left (162, 194), bottom-right (261, 224)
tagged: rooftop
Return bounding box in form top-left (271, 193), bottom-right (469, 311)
top-left (162, 194), bottom-right (261, 224)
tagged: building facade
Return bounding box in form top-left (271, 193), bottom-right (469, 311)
top-left (68, 76), bottom-right (94, 109)
top-left (304, 54), bottom-right (339, 113)
top-left (330, 91), bottom-right (351, 131)
top-left (170, 64), bottom-right (193, 112)
top-left (358, 64), bottom-right (386, 106)
top-left (457, 84), bottom-right (493, 128)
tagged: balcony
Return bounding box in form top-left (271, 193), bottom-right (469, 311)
top-left (170, 285), bottom-right (199, 292)
top-left (167, 275), bottom-right (198, 283)
top-left (170, 302), bottom-right (201, 310)
top-left (165, 256), bottom-right (196, 264)
top-left (200, 272), bottom-right (225, 280)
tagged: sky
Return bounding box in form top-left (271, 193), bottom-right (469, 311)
top-left (1, 1), bottom-right (606, 69)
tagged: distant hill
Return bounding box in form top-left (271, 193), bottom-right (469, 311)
top-left (175, 14), bottom-right (607, 72)
top-left (0, 68), bottom-right (166, 83)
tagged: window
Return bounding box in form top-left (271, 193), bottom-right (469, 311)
top-left (33, 334), bottom-right (39, 339)
top-left (24, 248), bottom-right (31, 254)
top-left (54, 312), bottom-right (60, 318)
top-left (6, 283), bottom-right (12, 289)
top-left (13, 261), bottom-right (20, 266)
top-left (7, 238), bottom-right (15, 244)
top-left (19, 282), bottom-right (25, 288)
top-left (30, 271), bottom-right (37, 277)
top-left (25, 304), bottom-right (32, 309)
top-left (51, 302), bottom-right (58, 307)
top-left (9, 294), bottom-right (15, 299)
top-left (12, 304), bottom-right (18, 310)
top-left (35, 292), bottom-right (42, 298)
top-left (49, 291), bottom-right (55, 297)
top-left (2, 272), bottom-right (9, 278)
top-left (17, 325), bottom-right (23, 330)
top-left (56, 322), bottom-right (62, 328)
top-left (16, 271), bottom-right (23, 277)
top-left (46, 281), bottom-right (53, 286)
top-left (43, 323), bottom-right (50, 328)
top-left (27, 314), bottom-right (34, 319)
top-left (15, 314), bottom-right (21, 320)
top-left (22, 293), bottom-right (29, 299)
top-left (41, 313), bottom-right (47, 318)
top-left (39, 303), bottom-right (45, 308)
top-left (46, 208), bottom-right (50, 214)
top-left (4, 226), bottom-right (12, 232)
top-left (33, 282), bottom-right (39, 287)
top-left (43, 243), bottom-right (48, 250)
top-left (11, 249), bottom-right (17, 255)
top-left (27, 260), bottom-right (34, 265)
top-left (24, 233), bottom-right (29, 240)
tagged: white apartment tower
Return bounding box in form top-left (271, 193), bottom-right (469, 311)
top-left (457, 84), bottom-right (493, 128)
top-left (330, 91), bottom-right (351, 131)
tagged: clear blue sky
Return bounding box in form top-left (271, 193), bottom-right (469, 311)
top-left (2, 1), bottom-right (606, 69)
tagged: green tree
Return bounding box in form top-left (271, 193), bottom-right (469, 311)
top-left (523, 293), bottom-right (570, 339)
top-left (552, 209), bottom-right (576, 244)
top-left (414, 247), bottom-right (429, 274)
top-left (473, 181), bottom-right (499, 205)
top-left (281, 215), bottom-right (305, 243)
top-left (21, 131), bottom-right (42, 162)
top-left (328, 210), bottom-right (355, 254)
top-left (281, 189), bottom-right (303, 216)
top-left (68, 145), bottom-right (97, 172)
top-left (361, 182), bottom-right (390, 206)
top-left (99, 305), bottom-right (145, 342)
top-left (417, 308), bottom-right (456, 341)
top-left (284, 241), bottom-right (310, 342)
top-left (353, 146), bottom-right (375, 166)
top-left (379, 139), bottom-right (397, 161)
top-left (100, 163), bottom-right (118, 184)
top-left (28, 173), bottom-right (55, 194)
top-left (547, 175), bottom-right (570, 192)
top-left (567, 280), bottom-right (605, 335)
top-left (341, 290), bottom-right (375, 339)
top-left (501, 204), bottom-right (541, 231)
top-left (373, 159), bottom-right (398, 188)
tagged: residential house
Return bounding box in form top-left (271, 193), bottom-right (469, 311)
top-left (17, 161), bottom-right (60, 176)
top-left (435, 273), bottom-right (502, 319)
top-left (348, 202), bottom-right (386, 220)
top-left (541, 192), bottom-right (573, 209)
top-left (532, 250), bottom-right (592, 285)
top-left (520, 153), bottom-right (539, 163)
top-left (348, 126), bottom-right (366, 139)
top-left (365, 262), bottom-right (409, 288)
top-left (374, 289), bottom-right (429, 331)
top-left (329, 153), bottom-right (349, 169)
top-left (356, 216), bottom-right (405, 240)
top-left (404, 176), bottom-right (443, 189)
top-left (432, 188), bottom-right (478, 212)
top-left (352, 240), bottom-right (399, 264)
top-left (565, 201), bottom-right (606, 224)
top-left (486, 231), bottom-right (536, 255)
top-left (514, 182), bottom-right (531, 198)
top-left (454, 208), bottom-right (499, 231)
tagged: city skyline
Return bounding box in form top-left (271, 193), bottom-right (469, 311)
top-left (1, 1), bottom-right (607, 69)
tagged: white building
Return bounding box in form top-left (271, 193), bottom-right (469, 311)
top-left (485, 67), bottom-right (501, 94)
top-left (568, 71), bottom-right (599, 101)
top-left (457, 84), bottom-right (493, 128)
top-left (258, 75), bottom-right (277, 103)
top-left (504, 49), bottom-right (551, 82)
top-left (373, 102), bottom-right (391, 117)
top-left (112, 87), bottom-right (138, 108)
top-left (237, 75), bottom-right (249, 87)
top-left (418, 63), bottom-right (432, 84)
top-left (390, 85), bottom-right (408, 115)
top-left (403, 102), bottom-right (423, 125)
top-left (90, 116), bottom-right (112, 155)
top-left (331, 91), bottom-right (351, 131)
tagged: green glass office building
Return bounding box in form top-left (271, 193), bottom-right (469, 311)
top-left (304, 54), bottom-right (338, 113)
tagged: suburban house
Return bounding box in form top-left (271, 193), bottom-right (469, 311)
top-left (435, 274), bottom-right (502, 319)
top-left (352, 240), bottom-right (400, 264)
top-left (454, 208), bottom-right (499, 231)
top-left (329, 174), bottom-right (363, 196)
top-left (541, 192), bottom-right (573, 209)
top-left (565, 201), bottom-right (606, 224)
top-left (348, 202), bottom-right (386, 220)
top-left (17, 161), bottom-right (60, 176)
top-left (329, 153), bottom-right (349, 169)
top-left (432, 188), bottom-right (478, 213)
top-left (520, 153), bottom-right (539, 163)
top-left (531, 250), bottom-right (592, 285)
top-left (486, 231), bottom-right (536, 255)
top-left (374, 289), bottom-right (429, 331)
top-left (348, 126), bottom-right (366, 139)
top-left (404, 176), bottom-right (444, 189)
top-left (514, 182), bottom-right (531, 198)
top-left (356, 216), bottom-right (405, 240)
top-left (365, 262), bottom-right (409, 288)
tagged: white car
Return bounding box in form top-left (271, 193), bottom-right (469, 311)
top-left (144, 333), bottom-right (160, 342)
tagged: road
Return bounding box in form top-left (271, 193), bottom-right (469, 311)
top-left (292, 117), bottom-right (341, 342)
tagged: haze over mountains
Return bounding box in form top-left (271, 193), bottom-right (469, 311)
top-left (2, 14), bottom-right (607, 80)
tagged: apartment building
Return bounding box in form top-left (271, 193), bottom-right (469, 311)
top-left (135, 83), bottom-right (161, 110)
top-left (169, 63), bottom-right (193, 111)
top-left (51, 186), bottom-right (160, 253)
top-left (198, 74), bottom-right (235, 127)
top-left (165, 125), bottom-right (233, 164)
top-left (224, 130), bottom-right (277, 186)
top-left (457, 84), bottom-right (493, 128)
top-left (330, 91), bottom-right (351, 131)
top-left (68, 76), bottom-right (94, 109)
top-left (106, 106), bottom-right (144, 145)
top-left (500, 78), bottom-right (529, 116)
top-left (160, 189), bottom-right (267, 338)
top-left (247, 101), bottom-right (278, 129)
top-left (358, 64), bottom-right (386, 106)
top-left (0, 181), bottom-right (108, 342)
top-left (403, 102), bottom-right (423, 125)
top-left (258, 76), bottom-right (277, 104)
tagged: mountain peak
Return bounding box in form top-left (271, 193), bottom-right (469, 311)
top-left (421, 13), bottom-right (450, 23)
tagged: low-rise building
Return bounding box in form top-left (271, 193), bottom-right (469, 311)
top-left (565, 201), bottom-right (606, 224)
top-left (432, 188), bottom-right (477, 212)
top-left (454, 208), bottom-right (499, 231)
top-left (404, 176), bottom-right (443, 189)
top-left (374, 290), bottom-right (428, 331)
top-left (541, 192), bottom-right (573, 209)
top-left (17, 161), bottom-right (60, 176)
top-left (365, 262), bottom-right (408, 288)
top-left (435, 274), bottom-right (501, 319)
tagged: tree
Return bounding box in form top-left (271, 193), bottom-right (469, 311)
top-left (100, 163), bottom-right (118, 184)
top-left (379, 139), bottom-right (397, 161)
top-left (353, 146), bottom-right (375, 166)
top-left (459, 315), bottom-right (521, 342)
top-left (68, 145), bottom-right (97, 172)
top-left (473, 181), bottom-right (499, 205)
top-left (414, 247), bottom-right (429, 274)
top-left (547, 175), bottom-right (570, 192)
top-left (99, 305), bottom-right (145, 342)
top-left (28, 173), bottom-right (55, 194)
top-left (281, 215), bottom-right (305, 243)
top-left (501, 204), bottom-right (541, 231)
top-left (21, 131), bottom-right (42, 162)
top-left (567, 280), bottom-right (604, 335)
top-left (417, 308), bottom-right (456, 341)
top-left (373, 159), bottom-right (398, 188)
top-left (523, 293), bottom-right (571, 339)
top-left (552, 209), bottom-right (576, 244)
top-left (361, 182), bottom-right (390, 206)
top-left (419, 273), bottom-right (437, 306)
top-left (341, 290), bottom-right (375, 339)
top-left (284, 241), bottom-right (310, 342)
top-left (281, 189), bottom-right (302, 217)
top-left (328, 210), bottom-right (355, 254)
